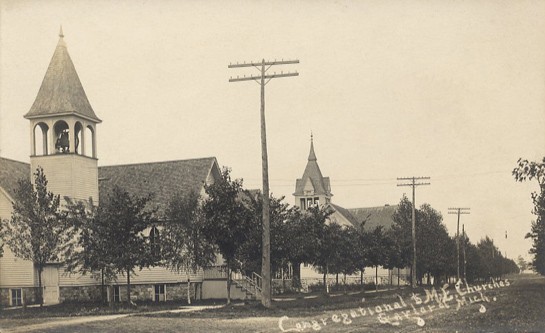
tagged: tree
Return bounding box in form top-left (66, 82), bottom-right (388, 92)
top-left (202, 167), bottom-right (252, 304)
top-left (416, 204), bottom-right (453, 285)
top-left (100, 185), bottom-right (157, 304)
top-left (314, 222), bottom-right (343, 293)
top-left (365, 226), bottom-right (389, 291)
top-left (391, 196), bottom-right (413, 276)
top-left (0, 167), bottom-right (74, 306)
top-left (513, 157), bottom-right (545, 275)
top-left (284, 206), bottom-right (330, 289)
top-left (64, 198), bottom-right (116, 304)
top-left (517, 255), bottom-right (528, 273)
top-left (237, 192), bottom-right (292, 278)
top-left (162, 190), bottom-right (216, 304)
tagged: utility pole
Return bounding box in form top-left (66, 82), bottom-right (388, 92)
top-left (462, 224), bottom-right (467, 281)
top-left (228, 59), bottom-right (299, 308)
top-left (397, 176), bottom-right (430, 288)
top-left (448, 207), bottom-right (470, 281)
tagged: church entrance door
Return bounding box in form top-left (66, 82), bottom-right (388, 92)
top-left (42, 265), bottom-right (60, 305)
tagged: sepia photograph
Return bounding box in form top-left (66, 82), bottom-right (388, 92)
top-left (0, 0), bottom-right (544, 332)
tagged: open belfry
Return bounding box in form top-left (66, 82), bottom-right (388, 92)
top-left (25, 27), bottom-right (100, 204)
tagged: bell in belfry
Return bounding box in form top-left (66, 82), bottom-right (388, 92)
top-left (55, 130), bottom-right (70, 153)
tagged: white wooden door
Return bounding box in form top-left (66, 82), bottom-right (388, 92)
top-left (42, 266), bottom-right (60, 305)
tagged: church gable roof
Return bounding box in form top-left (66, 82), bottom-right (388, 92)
top-left (24, 30), bottom-right (101, 122)
top-left (348, 205), bottom-right (398, 231)
top-left (98, 157), bottom-right (219, 216)
top-left (0, 157), bottom-right (30, 200)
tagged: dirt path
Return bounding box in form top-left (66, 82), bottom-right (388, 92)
top-left (0, 305), bottom-right (223, 333)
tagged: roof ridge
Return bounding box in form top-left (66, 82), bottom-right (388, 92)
top-left (99, 156), bottom-right (216, 168)
top-left (0, 156), bottom-right (30, 166)
top-left (347, 205), bottom-right (398, 210)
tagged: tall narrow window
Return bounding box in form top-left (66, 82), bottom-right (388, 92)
top-left (113, 285), bottom-right (120, 303)
top-left (150, 226), bottom-right (160, 257)
top-left (11, 289), bottom-right (22, 306)
top-left (307, 198), bottom-right (313, 209)
top-left (154, 284), bottom-right (165, 302)
top-left (300, 198), bottom-right (306, 210)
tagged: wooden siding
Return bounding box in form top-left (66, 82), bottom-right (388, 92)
top-left (0, 191), bottom-right (35, 288)
top-left (124, 266), bottom-right (203, 284)
top-left (58, 267), bottom-right (101, 286)
top-left (30, 154), bottom-right (98, 204)
top-left (58, 266), bottom-right (204, 286)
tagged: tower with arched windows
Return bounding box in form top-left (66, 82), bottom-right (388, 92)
top-left (24, 28), bottom-right (101, 203)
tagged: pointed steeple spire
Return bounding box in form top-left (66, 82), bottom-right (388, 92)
top-left (294, 132), bottom-right (332, 197)
top-left (24, 29), bottom-right (101, 122)
top-left (308, 132), bottom-right (317, 161)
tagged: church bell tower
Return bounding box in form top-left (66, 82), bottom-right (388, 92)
top-left (293, 135), bottom-right (332, 209)
top-left (24, 28), bottom-right (101, 203)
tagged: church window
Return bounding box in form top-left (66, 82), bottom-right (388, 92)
top-left (113, 286), bottom-right (120, 302)
top-left (154, 284), bottom-right (166, 302)
top-left (10, 289), bottom-right (22, 306)
top-left (150, 226), bottom-right (160, 257)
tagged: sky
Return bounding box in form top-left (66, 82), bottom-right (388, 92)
top-left (1, 0), bottom-right (544, 262)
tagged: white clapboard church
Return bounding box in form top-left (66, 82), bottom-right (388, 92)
top-left (0, 30), bottom-right (249, 307)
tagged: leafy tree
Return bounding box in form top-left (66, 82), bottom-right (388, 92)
top-left (284, 205), bottom-right (330, 288)
top-left (0, 167), bottom-right (74, 305)
top-left (513, 157), bottom-right (545, 275)
top-left (64, 198), bottom-right (116, 304)
top-left (99, 185), bottom-right (157, 303)
top-left (237, 192), bottom-right (292, 277)
top-left (477, 236), bottom-right (503, 280)
top-left (336, 226), bottom-right (361, 286)
top-left (416, 204), bottom-right (453, 285)
top-left (365, 226), bottom-right (389, 291)
top-left (464, 241), bottom-right (484, 283)
top-left (162, 190), bottom-right (216, 304)
top-left (202, 167), bottom-right (252, 304)
top-left (391, 196), bottom-right (414, 274)
top-left (314, 222), bottom-right (343, 293)
top-left (517, 255), bottom-right (528, 273)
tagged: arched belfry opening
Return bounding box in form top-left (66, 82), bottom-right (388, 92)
top-left (33, 122), bottom-right (49, 156)
top-left (74, 122), bottom-right (83, 155)
top-left (54, 120), bottom-right (70, 153)
top-left (85, 125), bottom-right (96, 158)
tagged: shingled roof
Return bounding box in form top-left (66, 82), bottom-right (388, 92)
top-left (329, 203), bottom-right (360, 227)
top-left (293, 139), bottom-right (331, 196)
top-left (348, 205), bottom-right (398, 231)
top-left (24, 29), bottom-right (101, 122)
top-left (0, 157), bottom-right (30, 200)
top-left (98, 157), bottom-right (220, 216)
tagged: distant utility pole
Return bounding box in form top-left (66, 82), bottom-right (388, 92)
top-left (462, 224), bottom-right (467, 280)
top-left (397, 176), bottom-right (430, 288)
top-left (448, 207), bottom-right (470, 281)
top-left (228, 59), bottom-right (299, 308)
